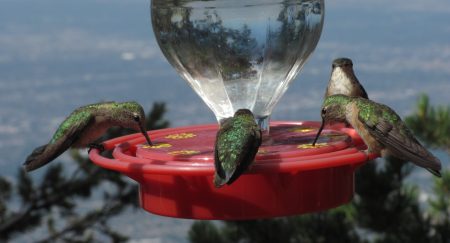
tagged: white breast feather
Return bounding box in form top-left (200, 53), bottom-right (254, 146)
top-left (328, 67), bottom-right (352, 95)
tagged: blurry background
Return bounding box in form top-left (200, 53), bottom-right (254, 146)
top-left (0, 0), bottom-right (449, 242)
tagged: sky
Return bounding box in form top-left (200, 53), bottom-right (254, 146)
top-left (1, 0), bottom-right (450, 242)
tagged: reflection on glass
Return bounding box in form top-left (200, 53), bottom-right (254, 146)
top-left (151, 0), bottom-right (324, 132)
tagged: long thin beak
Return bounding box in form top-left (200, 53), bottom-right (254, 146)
top-left (312, 119), bottom-right (325, 146)
top-left (139, 124), bottom-right (152, 145)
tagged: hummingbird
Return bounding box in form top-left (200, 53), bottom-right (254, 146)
top-left (312, 94), bottom-right (442, 177)
top-left (213, 109), bottom-right (262, 187)
top-left (324, 57), bottom-right (368, 99)
top-left (23, 101), bottom-right (152, 172)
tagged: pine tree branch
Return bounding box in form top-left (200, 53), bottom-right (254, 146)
top-left (0, 206), bottom-right (34, 234)
top-left (0, 163), bottom-right (103, 238)
top-left (35, 198), bottom-right (126, 243)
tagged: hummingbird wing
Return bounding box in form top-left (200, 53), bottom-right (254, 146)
top-left (23, 111), bottom-right (95, 172)
top-left (356, 78), bottom-right (369, 99)
top-left (214, 120), bottom-right (262, 187)
top-left (360, 114), bottom-right (442, 177)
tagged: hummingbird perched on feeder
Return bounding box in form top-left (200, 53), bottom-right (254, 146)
top-left (324, 57), bottom-right (368, 99)
top-left (23, 101), bottom-right (152, 172)
top-left (214, 109), bottom-right (262, 187)
top-left (312, 94), bottom-right (442, 177)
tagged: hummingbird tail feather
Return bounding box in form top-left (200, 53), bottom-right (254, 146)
top-left (213, 166), bottom-right (238, 187)
top-left (426, 168), bottom-right (442, 178)
top-left (224, 169), bottom-right (241, 186)
top-left (23, 144), bottom-right (52, 172)
top-left (213, 172), bottom-right (227, 188)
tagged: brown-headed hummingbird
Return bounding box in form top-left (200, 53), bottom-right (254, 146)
top-left (325, 57), bottom-right (368, 99)
top-left (23, 101), bottom-right (152, 172)
top-left (312, 94), bottom-right (441, 177)
top-left (214, 109), bottom-right (262, 187)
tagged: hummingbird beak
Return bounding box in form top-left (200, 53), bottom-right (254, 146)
top-left (139, 123), bottom-right (152, 145)
top-left (312, 119), bottom-right (325, 146)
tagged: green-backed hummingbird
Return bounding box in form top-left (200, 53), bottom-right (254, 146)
top-left (23, 101), bottom-right (152, 172)
top-left (214, 109), bottom-right (262, 187)
top-left (325, 57), bottom-right (368, 99)
top-left (312, 94), bottom-right (441, 177)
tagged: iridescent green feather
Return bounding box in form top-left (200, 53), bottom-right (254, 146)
top-left (356, 98), bottom-right (401, 127)
top-left (323, 94), bottom-right (351, 107)
top-left (217, 117), bottom-right (256, 170)
top-left (214, 110), bottom-right (261, 186)
top-left (49, 101), bottom-right (143, 144)
top-left (50, 110), bottom-right (92, 144)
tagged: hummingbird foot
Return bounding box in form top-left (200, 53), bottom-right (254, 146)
top-left (361, 149), bottom-right (382, 161)
top-left (361, 149), bottom-right (370, 160)
top-left (88, 143), bottom-right (105, 153)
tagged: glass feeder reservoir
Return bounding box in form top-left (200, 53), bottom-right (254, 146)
top-left (151, 0), bottom-right (324, 130)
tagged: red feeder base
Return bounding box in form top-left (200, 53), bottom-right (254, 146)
top-left (89, 121), bottom-right (378, 220)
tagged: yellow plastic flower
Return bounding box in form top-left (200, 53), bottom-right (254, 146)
top-left (297, 143), bottom-right (328, 149)
top-left (165, 133), bottom-right (197, 139)
top-left (289, 127), bottom-right (315, 133)
top-left (257, 149), bottom-right (269, 154)
top-left (141, 143), bottom-right (172, 149)
top-left (168, 150), bottom-right (201, 155)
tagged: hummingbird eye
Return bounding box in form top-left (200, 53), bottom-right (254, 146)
top-left (321, 108), bottom-right (327, 116)
top-left (133, 114), bottom-right (140, 122)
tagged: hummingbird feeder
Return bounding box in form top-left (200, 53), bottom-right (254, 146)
top-left (90, 122), bottom-right (377, 219)
top-left (89, 0), bottom-right (378, 220)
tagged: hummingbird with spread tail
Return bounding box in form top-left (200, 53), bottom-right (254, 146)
top-left (325, 57), bottom-right (368, 99)
top-left (23, 101), bottom-right (152, 172)
top-left (312, 94), bottom-right (442, 177)
top-left (214, 109), bottom-right (262, 187)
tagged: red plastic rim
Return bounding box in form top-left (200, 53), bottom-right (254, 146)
top-left (89, 121), bottom-right (378, 220)
top-left (90, 121), bottom-right (376, 175)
